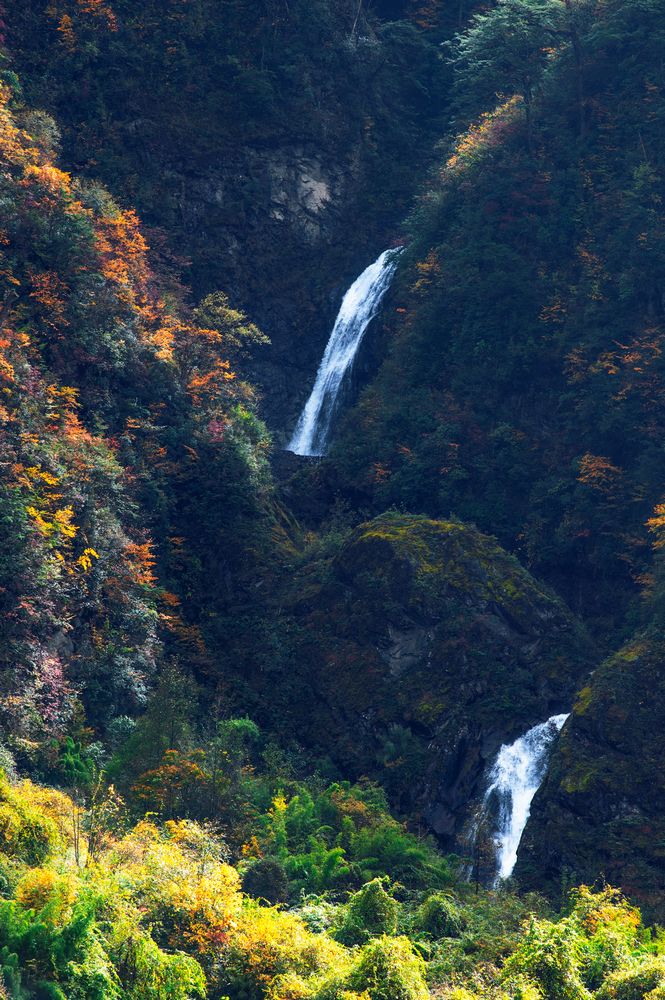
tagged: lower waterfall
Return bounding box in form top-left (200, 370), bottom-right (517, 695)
top-left (477, 713), bottom-right (569, 885)
top-left (288, 247), bottom-right (401, 457)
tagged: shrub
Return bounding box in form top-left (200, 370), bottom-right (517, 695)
top-left (347, 936), bottom-right (428, 1000)
top-left (349, 825), bottom-right (451, 889)
top-left (118, 935), bottom-right (206, 1000)
top-left (336, 880), bottom-right (399, 946)
top-left (571, 887), bottom-right (642, 990)
top-left (224, 902), bottom-right (344, 999)
top-left (413, 893), bottom-right (464, 938)
top-left (596, 958), bottom-right (665, 1000)
top-left (15, 868), bottom-right (76, 917)
top-left (243, 858), bottom-right (290, 905)
top-left (0, 776), bottom-right (63, 866)
top-left (503, 916), bottom-right (591, 1000)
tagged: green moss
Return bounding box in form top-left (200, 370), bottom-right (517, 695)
top-left (560, 763), bottom-right (600, 795)
top-left (573, 687), bottom-right (594, 716)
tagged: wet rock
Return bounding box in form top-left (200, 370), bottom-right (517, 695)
top-left (516, 625), bottom-right (665, 919)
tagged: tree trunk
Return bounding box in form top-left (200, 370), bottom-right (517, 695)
top-left (524, 89), bottom-right (534, 155)
top-left (564, 0), bottom-right (585, 140)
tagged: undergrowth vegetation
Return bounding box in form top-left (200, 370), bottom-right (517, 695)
top-left (0, 766), bottom-right (663, 1000)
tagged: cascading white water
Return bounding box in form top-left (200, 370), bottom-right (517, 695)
top-left (483, 713), bottom-right (569, 884)
top-left (288, 247), bottom-right (401, 457)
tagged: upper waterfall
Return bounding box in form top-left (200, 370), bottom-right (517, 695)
top-left (288, 247), bottom-right (402, 457)
top-left (481, 713), bottom-right (569, 884)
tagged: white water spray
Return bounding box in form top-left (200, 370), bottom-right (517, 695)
top-left (288, 247), bottom-right (401, 457)
top-left (482, 713), bottom-right (569, 884)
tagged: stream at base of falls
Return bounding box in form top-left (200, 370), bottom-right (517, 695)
top-left (288, 246), bottom-right (402, 457)
top-left (472, 712), bottom-right (569, 885)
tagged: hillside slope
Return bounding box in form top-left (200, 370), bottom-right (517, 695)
top-left (263, 513), bottom-right (596, 850)
top-left (2, 0), bottom-right (665, 955)
top-left (0, 77), bottom-right (275, 774)
top-left (517, 557), bottom-right (665, 917)
top-left (325, 0), bottom-right (665, 637)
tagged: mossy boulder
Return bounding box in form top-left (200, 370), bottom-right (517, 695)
top-left (285, 512), bottom-right (596, 850)
top-left (516, 626), bottom-right (665, 919)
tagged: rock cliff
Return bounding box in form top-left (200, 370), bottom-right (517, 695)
top-left (280, 513), bottom-right (597, 850)
top-left (516, 622), bottom-right (665, 917)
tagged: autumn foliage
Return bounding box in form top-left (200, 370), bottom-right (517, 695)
top-left (0, 79), bottom-right (272, 763)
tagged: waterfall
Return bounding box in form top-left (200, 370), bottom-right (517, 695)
top-left (288, 247), bottom-right (401, 457)
top-left (479, 713), bottom-right (569, 885)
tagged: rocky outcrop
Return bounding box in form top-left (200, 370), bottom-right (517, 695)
top-left (265, 150), bottom-right (349, 237)
top-left (161, 144), bottom-right (370, 437)
top-left (170, 146), bottom-right (357, 260)
top-left (516, 625), bottom-right (665, 919)
top-left (282, 513), bottom-right (597, 850)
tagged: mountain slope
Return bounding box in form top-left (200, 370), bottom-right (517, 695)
top-left (325, 0), bottom-right (665, 637)
top-left (517, 540), bottom-right (665, 917)
top-left (2, 0), bottom-right (665, 945)
top-left (262, 512), bottom-right (596, 849)
top-left (0, 77), bottom-right (274, 771)
top-left (4, 0), bottom-right (451, 431)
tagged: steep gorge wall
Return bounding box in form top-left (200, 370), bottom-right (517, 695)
top-left (8, 0), bottom-right (665, 918)
top-left (516, 618), bottom-right (665, 918)
top-left (253, 513), bottom-right (597, 852)
top-left (5, 0), bottom-right (449, 435)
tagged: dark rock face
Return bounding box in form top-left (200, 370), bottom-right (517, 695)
top-left (516, 628), bottom-right (665, 919)
top-left (176, 143), bottom-right (370, 435)
top-left (103, 140), bottom-right (380, 437)
top-left (285, 513), bottom-right (596, 849)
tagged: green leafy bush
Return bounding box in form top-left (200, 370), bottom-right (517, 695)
top-left (413, 893), bottom-right (465, 939)
top-left (346, 936), bottom-right (429, 1000)
top-left (596, 959), bottom-right (665, 1000)
top-left (0, 775), bottom-right (63, 867)
top-left (336, 879), bottom-right (399, 946)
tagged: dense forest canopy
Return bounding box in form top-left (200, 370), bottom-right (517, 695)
top-left (0, 0), bottom-right (664, 997)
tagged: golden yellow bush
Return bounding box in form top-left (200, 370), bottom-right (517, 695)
top-left (15, 867), bottom-right (77, 918)
top-left (0, 774), bottom-right (66, 864)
